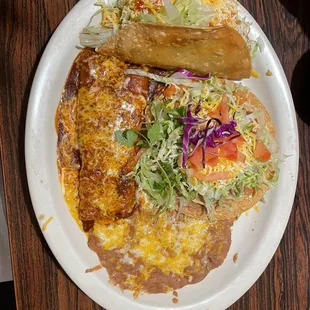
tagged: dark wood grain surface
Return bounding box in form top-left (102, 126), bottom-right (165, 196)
top-left (0, 0), bottom-right (309, 309)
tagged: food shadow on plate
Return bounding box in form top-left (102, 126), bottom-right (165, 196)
top-left (278, 0), bottom-right (310, 126)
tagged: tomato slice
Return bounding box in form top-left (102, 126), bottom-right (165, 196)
top-left (208, 96), bottom-right (230, 123)
top-left (208, 110), bottom-right (221, 119)
top-left (218, 97), bottom-right (229, 123)
top-left (188, 146), bottom-right (219, 169)
top-left (244, 187), bottom-right (254, 196)
top-left (190, 140), bottom-right (243, 167)
top-left (193, 170), bottom-right (232, 182)
top-left (136, 0), bottom-right (162, 12)
top-left (253, 141), bottom-right (271, 162)
top-left (237, 151), bottom-right (246, 163)
top-left (215, 132), bottom-right (241, 144)
top-left (219, 141), bottom-right (238, 161)
top-left (188, 146), bottom-right (203, 168)
top-left (206, 152), bottom-right (219, 166)
top-left (163, 84), bottom-right (178, 98)
top-left (231, 135), bottom-right (245, 147)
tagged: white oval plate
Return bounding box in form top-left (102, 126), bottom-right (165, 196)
top-left (25, 1), bottom-right (299, 309)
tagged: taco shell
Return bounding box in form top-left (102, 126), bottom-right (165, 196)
top-left (98, 23), bottom-right (252, 80)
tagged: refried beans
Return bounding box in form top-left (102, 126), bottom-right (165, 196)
top-left (88, 197), bottom-right (232, 296)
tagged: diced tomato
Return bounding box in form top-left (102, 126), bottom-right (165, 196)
top-left (219, 141), bottom-right (238, 161)
top-left (206, 152), bottom-right (219, 166)
top-left (232, 135), bottom-right (245, 147)
top-left (244, 187), bottom-right (254, 196)
top-left (208, 110), bottom-right (221, 119)
top-left (237, 151), bottom-right (246, 163)
top-left (208, 96), bottom-right (229, 123)
top-left (253, 141), bottom-right (271, 162)
top-left (215, 132), bottom-right (241, 144)
top-left (189, 139), bottom-right (244, 168)
top-left (193, 170), bottom-right (232, 182)
top-left (188, 146), bottom-right (219, 169)
top-left (218, 97), bottom-right (229, 123)
top-left (135, 0), bottom-right (145, 12)
top-left (188, 147), bottom-right (203, 168)
top-left (163, 84), bottom-right (178, 98)
top-left (189, 135), bottom-right (246, 171)
top-left (208, 108), bottom-right (221, 120)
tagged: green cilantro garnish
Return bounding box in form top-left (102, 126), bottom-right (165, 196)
top-left (147, 122), bottom-right (163, 144)
top-left (114, 129), bottom-right (138, 147)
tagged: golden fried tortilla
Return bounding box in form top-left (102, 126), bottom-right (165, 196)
top-left (182, 90), bottom-right (276, 221)
top-left (212, 92), bottom-right (276, 220)
top-left (98, 23), bottom-right (252, 80)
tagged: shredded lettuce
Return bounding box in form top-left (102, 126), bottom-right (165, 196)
top-left (125, 69), bottom-right (204, 88)
top-left (79, 27), bottom-right (114, 48)
top-left (115, 76), bottom-right (280, 216)
top-left (134, 101), bottom-right (192, 214)
top-left (162, 0), bottom-right (184, 24)
top-left (139, 13), bottom-right (158, 22)
top-left (257, 125), bottom-right (279, 155)
top-left (229, 166), bottom-right (263, 197)
top-left (248, 40), bottom-right (260, 59)
top-left (174, 0), bottom-right (215, 26)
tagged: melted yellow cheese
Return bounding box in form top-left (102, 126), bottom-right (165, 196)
top-left (92, 200), bottom-right (212, 276)
top-left (56, 94), bottom-right (83, 229)
top-left (202, 157), bottom-right (244, 177)
top-left (204, 0), bottom-right (222, 4)
top-left (60, 168), bottom-right (81, 226)
top-left (57, 53), bottom-right (146, 224)
top-left (93, 219), bottom-right (130, 250)
top-left (76, 55), bottom-right (146, 221)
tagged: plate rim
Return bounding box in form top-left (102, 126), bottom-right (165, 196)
top-left (25, 1), bottom-right (299, 309)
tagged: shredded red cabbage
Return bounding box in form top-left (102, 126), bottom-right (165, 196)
top-left (188, 138), bottom-right (204, 157)
top-left (195, 100), bottom-right (202, 114)
top-left (201, 120), bottom-right (216, 168)
top-left (189, 128), bottom-right (204, 145)
top-left (170, 69), bottom-right (211, 80)
top-left (213, 120), bottom-right (237, 138)
top-left (176, 104), bottom-right (206, 125)
top-left (182, 124), bottom-right (193, 168)
top-left (178, 106), bottom-right (241, 168)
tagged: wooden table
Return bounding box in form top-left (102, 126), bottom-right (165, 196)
top-left (0, 0), bottom-right (309, 309)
